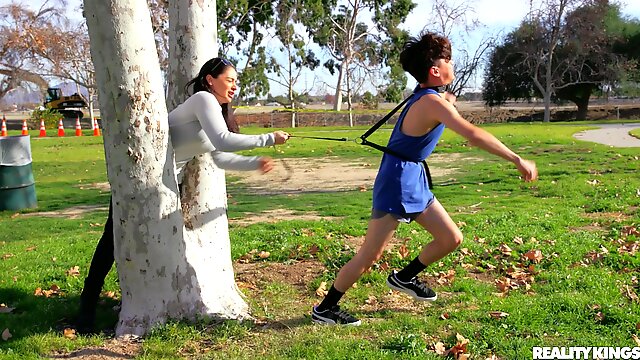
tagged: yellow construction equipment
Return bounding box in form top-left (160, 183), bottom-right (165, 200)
top-left (43, 88), bottom-right (88, 119)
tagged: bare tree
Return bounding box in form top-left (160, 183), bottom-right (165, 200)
top-left (0, 1), bottom-right (64, 99)
top-left (425, 0), bottom-right (496, 96)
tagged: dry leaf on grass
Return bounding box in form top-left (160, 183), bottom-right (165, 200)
top-left (66, 266), bottom-right (80, 277)
top-left (63, 328), bottom-right (77, 340)
top-left (258, 251), bottom-right (270, 259)
top-left (523, 249), bottom-right (543, 263)
top-left (498, 244), bottom-right (512, 257)
top-left (34, 284), bottom-right (63, 298)
top-left (433, 341), bottom-right (447, 355)
top-left (1, 328), bottom-right (11, 341)
top-left (397, 244), bottom-right (410, 259)
top-left (633, 334), bottom-right (640, 346)
top-left (488, 311), bottom-right (509, 319)
top-left (315, 281), bottom-right (328, 297)
top-left (623, 285), bottom-right (639, 303)
top-left (440, 312), bottom-right (450, 320)
top-left (364, 295), bottom-right (377, 305)
top-left (2, 254), bottom-right (14, 260)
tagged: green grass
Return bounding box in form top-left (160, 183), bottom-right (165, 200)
top-left (1, 120), bottom-right (639, 359)
top-left (630, 128), bottom-right (640, 139)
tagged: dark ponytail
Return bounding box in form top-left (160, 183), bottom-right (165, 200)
top-left (184, 57), bottom-right (240, 133)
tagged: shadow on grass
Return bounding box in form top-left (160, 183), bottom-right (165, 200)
top-left (0, 287), bottom-right (119, 345)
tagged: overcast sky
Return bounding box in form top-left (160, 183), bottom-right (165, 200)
top-left (3, 0), bottom-right (640, 96)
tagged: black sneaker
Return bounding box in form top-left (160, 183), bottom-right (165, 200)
top-left (312, 305), bottom-right (361, 326)
top-left (386, 270), bottom-right (437, 301)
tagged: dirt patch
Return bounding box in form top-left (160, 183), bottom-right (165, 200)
top-left (19, 205), bottom-right (109, 219)
top-left (48, 338), bottom-right (141, 360)
top-left (569, 224), bottom-right (608, 233)
top-left (75, 183), bottom-right (111, 192)
top-left (230, 209), bottom-right (338, 226)
top-left (228, 154), bottom-right (480, 195)
top-left (582, 211), bottom-right (634, 223)
top-left (234, 259), bottom-right (326, 291)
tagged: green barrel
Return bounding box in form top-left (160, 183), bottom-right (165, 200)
top-left (0, 135), bottom-right (37, 211)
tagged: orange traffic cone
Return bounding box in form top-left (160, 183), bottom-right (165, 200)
top-left (75, 116), bottom-right (82, 136)
top-left (57, 119), bottom-right (65, 137)
top-left (21, 119), bottom-right (28, 136)
top-left (1, 115), bottom-right (7, 136)
top-left (39, 119), bottom-right (46, 137)
top-left (93, 118), bottom-right (101, 136)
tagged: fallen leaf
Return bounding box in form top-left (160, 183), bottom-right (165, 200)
top-left (315, 281), bottom-right (328, 297)
top-left (633, 334), bottom-right (640, 347)
top-left (498, 244), bottom-right (512, 257)
top-left (10, 213), bottom-right (19, 219)
top-left (365, 295), bottom-right (377, 305)
top-left (623, 285), bottom-right (639, 303)
top-left (358, 185), bottom-right (367, 192)
top-left (2, 254), bottom-right (14, 260)
top-left (102, 291), bottom-right (118, 299)
top-left (489, 311), bottom-right (509, 319)
top-left (63, 328), bottom-right (77, 340)
top-left (636, 323), bottom-right (640, 330)
top-left (513, 236), bottom-right (523, 245)
top-left (433, 341), bottom-right (447, 355)
top-left (397, 244), bottom-right (410, 259)
top-left (594, 312), bottom-right (605, 322)
top-left (258, 251), bottom-right (270, 259)
top-left (440, 312), bottom-right (450, 320)
top-left (66, 266), bottom-right (80, 277)
top-left (485, 355), bottom-right (500, 360)
top-left (379, 262), bottom-right (389, 271)
top-left (523, 249), bottom-right (543, 263)
top-left (1, 328), bottom-right (11, 341)
top-left (25, 246), bottom-right (36, 252)
top-left (308, 244), bottom-right (319, 255)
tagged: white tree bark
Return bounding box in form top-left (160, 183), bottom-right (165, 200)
top-left (83, 0), bottom-right (195, 336)
top-left (166, 0), bottom-right (250, 320)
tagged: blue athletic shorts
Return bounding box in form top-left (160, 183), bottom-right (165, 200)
top-left (370, 197), bottom-right (436, 223)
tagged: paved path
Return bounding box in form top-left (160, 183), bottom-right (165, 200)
top-left (572, 123), bottom-right (640, 148)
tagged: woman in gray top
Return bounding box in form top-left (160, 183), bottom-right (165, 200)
top-left (76, 57), bottom-right (289, 333)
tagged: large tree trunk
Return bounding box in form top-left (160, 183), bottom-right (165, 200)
top-left (166, 0), bottom-right (250, 320)
top-left (84, 0), bottom-right (196, 336)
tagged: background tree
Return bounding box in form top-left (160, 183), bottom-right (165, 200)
top-left (373, 0), bottom-right (415, 103)
top-left (303, 0), bottom-right (413, 111)
top-left (483, 0), bottom-right (631, 120)
top-left (269, 0), bottom-right (320, 127)
top-left (423, 0), bottom-right (496, 97)
top-left (0, 1), bottom-right (62, 100)
top-left (217, 0), bottom-right (273, 103)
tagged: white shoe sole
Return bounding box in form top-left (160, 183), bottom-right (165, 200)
top-left (386, 278), bottom-right (438, 302)
top-left (311, 313), bottom-right (362, 326)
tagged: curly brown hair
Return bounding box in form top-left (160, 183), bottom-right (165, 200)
top-left (400, 32), bottom-right (452, 83)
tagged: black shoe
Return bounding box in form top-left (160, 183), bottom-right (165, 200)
top-left (386, 270), bottom-right (437, 301)
top-left (312, 305), bottom-right (361, 326)
top-left (75, 300), bottom-right (97, 335)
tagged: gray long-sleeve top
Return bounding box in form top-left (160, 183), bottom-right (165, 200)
top-left (168, 91), bottom-right (274, 181)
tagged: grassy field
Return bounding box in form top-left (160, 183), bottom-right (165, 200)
top-left (0, 123), bottom-right (639, 359)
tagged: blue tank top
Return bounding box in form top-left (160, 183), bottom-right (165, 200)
top-left (372, 86), bottom-right (445, 214)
